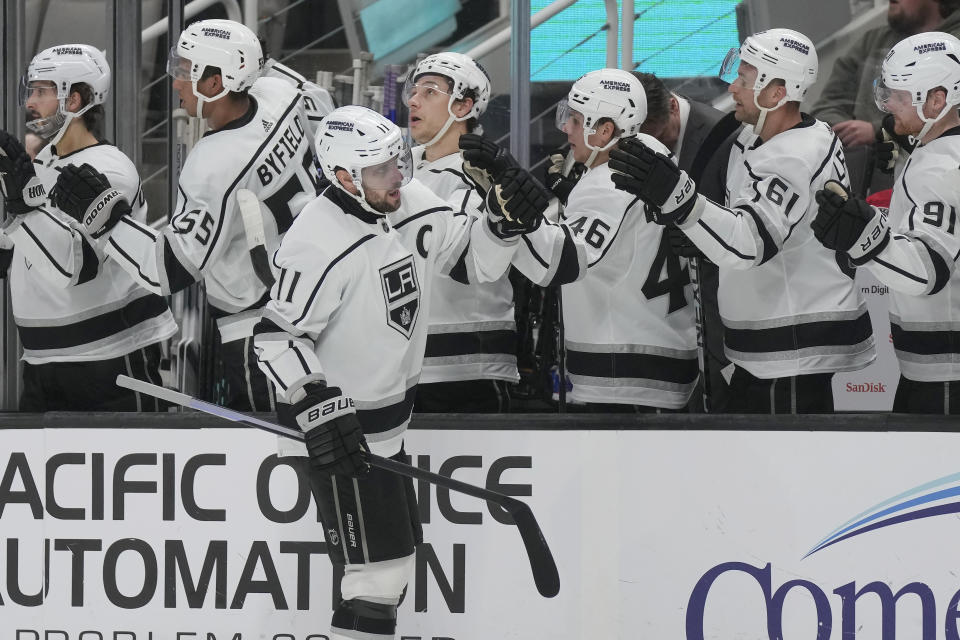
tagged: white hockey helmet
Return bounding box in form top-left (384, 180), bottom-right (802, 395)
top-left (20, 44), bottom-right (110, 145)
top-left (316, 105), bottom-right (413, 215)
top-left (720, 28), bottom-right (818, 135)
top-left (402, 51), bottom-right (491, 147)
top-left (556, 68), bottom-right (647, 165)
top-left (167, 19), bottom-right (263, 118)
top-left (875, 31), bottom-right (960, 141)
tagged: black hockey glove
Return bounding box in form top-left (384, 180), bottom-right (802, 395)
top-left (49, 163), bottom-right (132, 239)
top-left (543, 149), bottom-right (585, 205)
top-left (609, 136), bottom-right (698, 226)
top-left (460, 133), bottom-right (518, 193)
top-left (486, 167), bottom-right (547, 239)
top-left (0, 129), bottom-right (45, 216)
top-left (813, 179), bottom-right (890, 266)
top-left (289, 384), bottom-right (370, 478)
top-left (874, 114), bottom-right (915, 174)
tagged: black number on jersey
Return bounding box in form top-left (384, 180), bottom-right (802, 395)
top-left (173, 208), bottom-right (216, 246)
top-left (263, 152), bottom-right (322, 234)
top-left (642, 233), bottom-right (690, 313)
top-left (567, 216), bottom-right (611, 249)
top-left (922, 202), bottom-right (957, 233)
top-left (766, 177), bottom-right (800, 214)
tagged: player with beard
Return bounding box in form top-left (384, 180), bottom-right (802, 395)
top-left (0, 44), bottom-right (176, 411)
top-left (252, 105), bottom-right (547, 640)
top-left (608, 29), bottom-right (876, 413)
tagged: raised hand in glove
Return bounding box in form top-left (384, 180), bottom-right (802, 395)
top-left (459, 133), bottom-right (518, 193)
top-left (486, 167), bottom-right (547, 239)
top-left (0, 130), bottom-right (46, 216)
top-left (544, 148), bottom-right (585, 204)
top-left (49, 163), bottom-right (132, 239)
top-left (609, 136), bottom-right (698, 225)
top-left (874, 114), bottom-right (915, 174)
top-left (813, 179), bottom-right (889, 265)
top-left (289, 383), bottom-right (370, 477)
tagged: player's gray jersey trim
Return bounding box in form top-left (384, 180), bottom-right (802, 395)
top-left (726, 338), bottom-right (876, 362)
top-left (721, 304), bottom-right (868, 330)
top-left (427, 320), bottom-right (516, 334)
top-left (565, 340), bottom-right (698, 359)
top-left (894, 350), bottom-right (960, 364)
top-left (353, 377), bottom-right (420, 410)
top-left (568, 373), bottom-right (695, 393)
top-left (14, 289), bottom-right (156, 326)
top-left (423, 353), bottom-right (517, 366)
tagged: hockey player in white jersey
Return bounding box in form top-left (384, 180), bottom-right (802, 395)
top-left (50, 20), bottom-right (320, 411)
top-left (404, 51), bottom-right (519, 411)
top-left (609, 29), bottom-right (876, 413)
top-left (492, 68), bottom-right (699, 410)
top-left (813, 32), bottom-right (960, 413)
top-left (253, 105), bottom-right (547, 640)
top-left (0, 44), bottom-right (176, 410)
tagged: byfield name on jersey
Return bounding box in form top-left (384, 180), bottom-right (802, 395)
top-left (256, 113), bottom-right (306, 187)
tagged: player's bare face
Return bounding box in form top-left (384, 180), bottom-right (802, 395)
top-left (23, 82), bottom-right (58, 122)
top-left (728, 62), bottom-right (760, 125)
top-left (362, 159), bottom-right (404, 213)
top-left (171, 76), bottom-right (199, 116)
top-left (406, 75), bottom-right (454, 144)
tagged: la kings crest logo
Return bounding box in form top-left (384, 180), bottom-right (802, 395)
top-left (379, 255), bottom-right (420, 339)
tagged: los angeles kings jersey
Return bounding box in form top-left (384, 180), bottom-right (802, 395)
top-left (104, 76), bottom-right (320, 343)
top-left (512, 135), bottom-right (698, 409)
top-left (412, 145), bottom-right (518, 383)
top-left (254, 180), bottom-right (518, 458)
top-left (861, 127), bottom-right (960, 381)
top-left (3, 143), bottom-right (176, 363)
top-left (677, 115), bottom-right (876, 378)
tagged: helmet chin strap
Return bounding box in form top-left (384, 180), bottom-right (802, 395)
top-left (42, 101), bottom-right (95, 147)
top-left (192, 81), bottom-right (229, 121)
top-left (582, 128), bottom-right (619, 168)
top-left (913, 102), bottom-right (950, 145)
top-left (751, 90), bottom-right (789, 139)
top-left (424, 97), bottom-right (470, 148)
top-left (343, 181), bottom-right (390, 217)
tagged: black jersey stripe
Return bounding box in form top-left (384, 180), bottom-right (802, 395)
top-left (17, 294), bottom-right (169, 350)
top-left (520, 231), bottom-right (550, 269)
top-left (393, 206), bottom-right (453, 229)
top-left (810, 132), bottom-right (841, 184)
top-left (566, 348), bottom-right (699, 384)
top-left (549, 224), bottom-right (584, 286)
top-left (724, 312), bottom-right (873, 354)
top-left (425, 329), bottom-right (517, 359)
top-left (873, 254), bottom-right (927, 284)
top-left (107, 235), bottom-right (161, 288)
top-left (695, 218), bottom-right (756, 260)
top-left (356, 386), bottom-right (417, 436)
top-left (19, 222), bottom-right (72, 278)
top-left (891, 324), bottom-right (960, 355)
top-left (739, 203), bottom-right (778, 265)
top-left (293, 233), bottom-right (377, 325)
top-left (75, 234), bottom-right (101, 285)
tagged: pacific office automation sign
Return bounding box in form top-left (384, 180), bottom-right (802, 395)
top-left (0, 426), bottom-right (568, 640)
top-left (637, 431), bottom-right (960, 640)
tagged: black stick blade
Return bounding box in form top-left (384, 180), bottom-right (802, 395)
top-left (503, 497), bottom-right (560, 598)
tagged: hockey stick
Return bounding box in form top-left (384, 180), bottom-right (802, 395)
top-left (116, 375), bottom-right (560, 598)
top-left (687, 255), bottom-right (711, 412)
